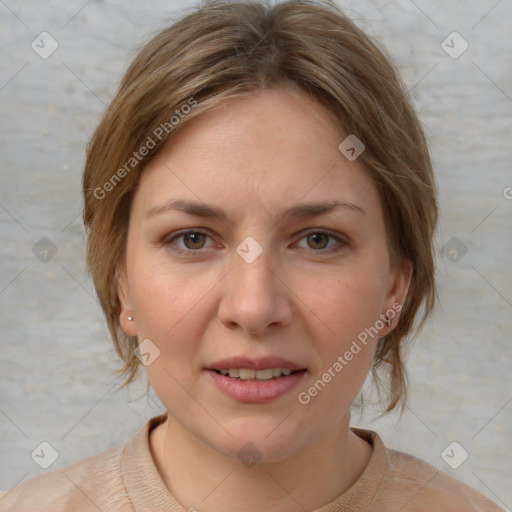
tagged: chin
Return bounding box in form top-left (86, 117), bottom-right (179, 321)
top-left (205, 420), bottom-right (310, 466)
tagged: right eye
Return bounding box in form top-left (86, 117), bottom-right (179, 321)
top-left (163, 229), bottom-right (218, 255)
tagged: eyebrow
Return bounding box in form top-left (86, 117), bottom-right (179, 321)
top-left (144, 198), bottom-right (365, 222)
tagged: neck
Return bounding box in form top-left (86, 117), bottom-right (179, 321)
top-left (149, 413), bottom-right (372, 512)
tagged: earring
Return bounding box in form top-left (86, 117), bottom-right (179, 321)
top-left (127, 316), bottom-right (134, 321)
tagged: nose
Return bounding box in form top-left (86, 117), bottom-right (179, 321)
top-left (217, 244), bottom-right (293, 337)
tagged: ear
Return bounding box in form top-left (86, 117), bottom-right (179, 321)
top-left (381, 259), bottom-right (413, 336)
top-left (117, 262), bottom-right (138, 337)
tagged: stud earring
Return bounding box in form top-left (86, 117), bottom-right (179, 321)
top-left (127, 316), bottom-right (134, 321)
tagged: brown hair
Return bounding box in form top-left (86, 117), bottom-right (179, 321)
top-left (82, 0), bottom-right (438, 413)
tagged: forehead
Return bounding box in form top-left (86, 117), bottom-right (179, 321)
top-left (132, 88), bottom-right (383, 224)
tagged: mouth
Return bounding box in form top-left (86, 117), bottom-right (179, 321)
top-left (205, 356), bottom-right (308, 402)
top-left (210, 368), bottom-right (306, 380)
top-left (206, 356), bottom-right (307, 378)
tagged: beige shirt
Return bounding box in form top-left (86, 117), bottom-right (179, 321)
top-left (0, 413), bottom-right (504, 511)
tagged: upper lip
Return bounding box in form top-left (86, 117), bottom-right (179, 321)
top-left (206, 356), bottom-right (306, 371)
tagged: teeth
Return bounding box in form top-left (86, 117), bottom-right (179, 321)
top-left (239, 369), bottom-right (256, 380)
top-left (255, 369), bottom-right (273, 380)
top-left (218, 368), bottom-right (295, 380)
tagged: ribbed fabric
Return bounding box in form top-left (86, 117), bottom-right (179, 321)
top-left (0, 413), bottom-right (504, 511)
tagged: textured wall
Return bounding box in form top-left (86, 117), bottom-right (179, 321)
top-left (1, 0), bottom-right (511, 508)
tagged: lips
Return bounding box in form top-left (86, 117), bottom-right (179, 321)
top-left (205, 356), bottom-right (308, 402)
top-left (206, 356), bottom-right (306, 372)
top-left (219, 368), bottom-right (294, 380)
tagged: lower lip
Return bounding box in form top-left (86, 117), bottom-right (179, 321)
top-left (205, 369), bottom-right (307, 403)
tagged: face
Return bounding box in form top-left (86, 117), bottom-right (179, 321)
top-left (118, 88), bottom-right (411, 462)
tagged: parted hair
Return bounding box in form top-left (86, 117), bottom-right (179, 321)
top-left (82, 0), bottom-right (438, 413)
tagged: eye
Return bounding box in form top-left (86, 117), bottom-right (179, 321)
top-left (295, 230), bottom-right (347, 253)
top-left (163, 228), bottom-right (347, 256)
top-left (164, 229), bottom-right (216, 254)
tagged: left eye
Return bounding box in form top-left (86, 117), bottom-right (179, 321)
top-left (295, 231), bottom-right (345, 252)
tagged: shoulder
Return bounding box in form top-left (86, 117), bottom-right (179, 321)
top-left (386, 448), bottom-right (503, 511)
top-left (0, 437), bottom-right (131, 512)
top-left (352, 428), bottom-right (505, 512)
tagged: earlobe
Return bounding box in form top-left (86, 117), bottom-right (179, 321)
top-left (117, 264), bottom-right (137, 337)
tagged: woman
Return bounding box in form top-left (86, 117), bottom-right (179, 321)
top-left (0, 0), bottom-right (504, 510)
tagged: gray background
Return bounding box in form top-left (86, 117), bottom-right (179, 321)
top-left (1, 0), bottom-right (511, 509)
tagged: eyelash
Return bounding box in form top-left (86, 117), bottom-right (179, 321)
top-left (163, 229), bottom-right (348, 256)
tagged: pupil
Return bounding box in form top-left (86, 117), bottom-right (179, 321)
top-left (309, 233), bottom-right (327, 249)
top-left (186, 233), bottom-right (203, 248)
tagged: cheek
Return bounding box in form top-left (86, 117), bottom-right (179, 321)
top-left (127, 262), bottom-right (199, 380)
top-left (130, 259), bottom-right (203, 334)
top-left (297, 268), bottom-right (386, 396)
top-left (306, 268), bottom-right (388, 343)
top-left (295, 273), bottom-right (382, 415)
top-left (129, 264), bottom-right (208, 408)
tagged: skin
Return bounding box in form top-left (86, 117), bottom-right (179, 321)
top-left (118, 87), bottom-right (412, 512)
